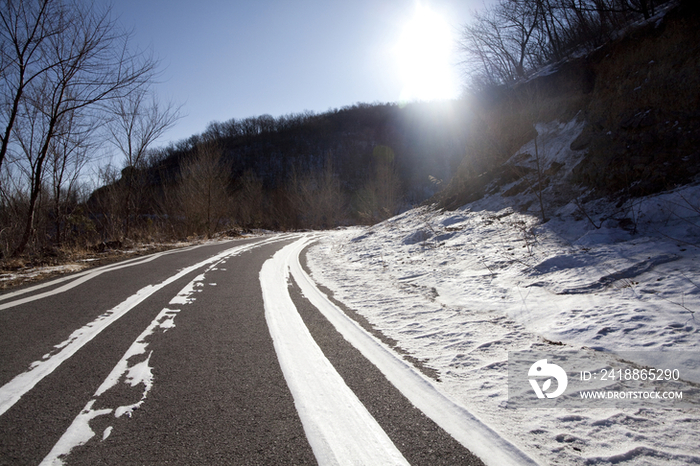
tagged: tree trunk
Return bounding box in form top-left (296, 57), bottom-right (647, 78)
top-left (14, 174), bottom-right (41, 256)
top-left (0, 79), bottom-right (25, 172)
top-left (54, 200), bottom-right (62, 247)
top-left (13, 116), bottom-right (57, 256)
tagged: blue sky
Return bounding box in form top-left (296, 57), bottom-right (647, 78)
top-left (104, 0), bottom-right (487, 147)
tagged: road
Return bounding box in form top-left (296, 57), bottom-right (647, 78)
top-left (0, 234), bottom-right (502, 465)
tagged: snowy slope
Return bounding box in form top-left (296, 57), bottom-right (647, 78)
top-left (306, 118), bottom-right (700, 465)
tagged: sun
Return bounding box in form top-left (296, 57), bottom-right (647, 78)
top-left (395, 3), bottom-right (460, 103)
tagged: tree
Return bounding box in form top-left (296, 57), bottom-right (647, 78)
top-left (107, 87), bottom-right (181, 239)
top-left (233, 170), bottom-right (264, 229)
top-left (10, 0), bottom-right (156, 255)
top-left (288, 154), bottom-right (345, 228)
top-left (0, 0), bottom-right (62, 174)
top-left (47, 107), bottom-right (93, 245)
top-left (373, 145), bottom-right (401, 219)
top-left (459, 0), bottom-right (669, 90)
top-left (177, 140), bottom-right (230, 237)
top-left (354, 145), bottom-right (401, 223)
top-left (90, 162), bottom-right (123, 242)
top-left (460, 2), bottom-right (541, 87)
top-left (517, 84), bottom-right (549, 223)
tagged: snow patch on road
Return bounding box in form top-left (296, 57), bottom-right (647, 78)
top-left (261, 237), bottom-right (410, 466)
top-left (38, 400), bottom-right (113, 466)
top-left (0, 237), bottom-right (283, 418)
top-left (40, 271), bottom-right (209, 466)
top-left (38, 237), bottom-right (288, 465)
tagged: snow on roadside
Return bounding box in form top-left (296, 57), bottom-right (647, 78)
top-left (307, 200), bottom-right (700, 465)
top-left (306, 119), bottom-right (700, 465)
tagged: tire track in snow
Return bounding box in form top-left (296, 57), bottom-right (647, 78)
top-left (287, 238), bottom-right (539, 466)
top-left (0, 236), bottom-right (285, 417)
top-left (39, 264), bottom-right (218, 465)
top-left (260, 237), bottom-right (410, 466)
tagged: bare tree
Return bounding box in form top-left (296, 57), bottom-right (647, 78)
top-left (503, 0), bottom-right (544, 75)
top-left (518, 84), bottom-right (549, 222)
top-left (90, 162), bottom-right (122, 242)
top-left (354, 145), bottom-right (401, 223)
top-left (460, 1), bottom-right (541, 87)
top-left (107, 88), bottom-right (181, 239)
top-left (373, 145), bottom-right (401, 220)
top-left (0, 160), bottom-right (27, 258)
top-left (10, 0), bottom-right (156, 255)
top-left (233, 170), bottom-right (264, 229)
top-left (460, 0), bottom-right (669, 90)
top-left (177, 141), bottom-right (230, 237)
top-left (47, 107), bottom-right (93, 245)
top-left (288, 155), bottom-right (344, 228)
top-left (0, 0), bottom-right (64, 173)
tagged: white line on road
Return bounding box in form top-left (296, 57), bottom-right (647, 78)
top-left (288, 238), bottom-right (540, 466)
top-left (260, 237), bottom-right (410, 466)
top-left (0, 236), bottom-right (286, 417)
top-left (40, 264), bottom-right (220, 466)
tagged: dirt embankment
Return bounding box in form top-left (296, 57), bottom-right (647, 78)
top-left (437, 2), bottom-right (700, 210)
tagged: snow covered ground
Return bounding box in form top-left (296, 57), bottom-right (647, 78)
top-left (306, 119), bottom-right (700, 465)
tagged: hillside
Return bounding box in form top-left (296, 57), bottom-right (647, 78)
top-left (14, 0), bottom-right (696, 265)
top-left (436, 0), bottom-right (700, 214)
top-left (85, 2), bottom-right (700, 241)
top-left (300, 5), bottom-right (700, 464)
top-left (89, 101), bottom-right (474, 234)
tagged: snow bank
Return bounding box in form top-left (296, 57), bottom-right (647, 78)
top-left (306, 117), bottom-right (700, 465)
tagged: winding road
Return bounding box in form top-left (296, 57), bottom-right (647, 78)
top-left (0, 234), bottom-right (534, 466)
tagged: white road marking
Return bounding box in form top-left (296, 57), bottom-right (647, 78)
top-left (0, 236), bottom-right (284, 417)
top-left (39, 266), bottom-right (218, 466)
top-left (260, 237), bottom-right (409, 466)
top-left (288, 237), bottom-right (539, 466)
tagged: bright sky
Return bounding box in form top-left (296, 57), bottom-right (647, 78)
top-left (104, 0), bottom-right (487, 147)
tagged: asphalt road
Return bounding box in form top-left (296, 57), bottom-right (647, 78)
top-left (0, 235), bottom-right (486, 466)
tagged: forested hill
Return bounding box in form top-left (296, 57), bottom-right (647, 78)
top-left (160, 101), bottom-right (469, 198)
top-left (89, 0), bottom-right (699, 241)
top-left (89, 0), bottom-right (700, 241)
top-left (91, 101), bottom-right (474, 233)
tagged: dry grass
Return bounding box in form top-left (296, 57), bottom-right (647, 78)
top-left (0, 241), bottom-right (192, 291)
top-left (572, 6), bottom-right (700, 196)
top-left (588, 9), bottom-right (700, 126)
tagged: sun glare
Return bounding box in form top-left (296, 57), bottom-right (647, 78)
top-left (395, 3), bottom-right (460, 103)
